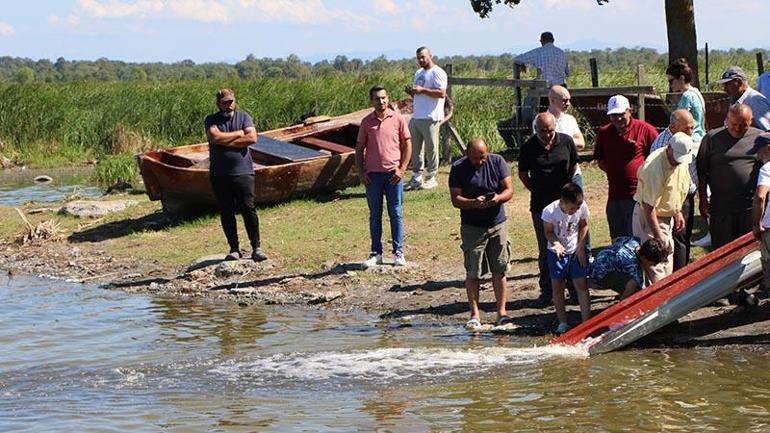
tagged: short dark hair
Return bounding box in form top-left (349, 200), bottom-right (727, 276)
top-left (369, 85), bottom-right (387, 100)
top-left (560, 182), bottom-right (584, 204)
top-left (540, 32), bottom-right (554, 43)
top-left (416, 46), bottom-right (429, 55)
top-left (665, 58), bottom-right (693, 83)
top-left (638, 238), bottom-right (666, 264)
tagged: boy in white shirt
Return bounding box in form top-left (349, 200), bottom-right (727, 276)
top-left (542, 183), bottom-right (591, 334)
top-left (750, 132), bottom-right (770, 293)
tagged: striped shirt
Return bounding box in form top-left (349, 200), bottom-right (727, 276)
top-left (515, 43), bottom-right (569, 86)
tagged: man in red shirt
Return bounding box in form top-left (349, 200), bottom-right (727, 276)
top-left (594, 95), bottom-right (659, 239)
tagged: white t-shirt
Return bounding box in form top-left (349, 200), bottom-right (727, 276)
top-left (413, 65), bottom-right (447, 121)
top-left (541, 199), bottom-right (590, 254)
top-left (759, 161), bottom-right (770, 228)
top-left (532, 111), bottom-right (583, 176)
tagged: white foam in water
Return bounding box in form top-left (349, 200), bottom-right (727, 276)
top-left (213, 345), bottom-right (588, 383)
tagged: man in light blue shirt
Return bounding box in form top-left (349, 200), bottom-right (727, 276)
top-left (717, 66), bottom-right (770, 131)
top-left (515, 32), bottom-right (569, 86)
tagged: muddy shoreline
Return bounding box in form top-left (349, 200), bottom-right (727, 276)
top-left (4, 237), bottom-right (770, 350)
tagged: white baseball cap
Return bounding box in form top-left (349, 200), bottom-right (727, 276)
top-left (669, 132), bottom-right (693, 164)
top-left (606, 95), bottom-right (630, 115)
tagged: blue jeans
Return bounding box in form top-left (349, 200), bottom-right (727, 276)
top-left (365, 171), bottom-right (404, 255)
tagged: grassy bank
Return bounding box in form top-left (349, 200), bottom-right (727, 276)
top-left (0, 164), bottom-right (709, 276)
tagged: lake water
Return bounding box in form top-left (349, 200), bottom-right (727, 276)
top-left (0, 168), bottom-right (101, 206)
top-left (3, 273), bottom-right (770, 432)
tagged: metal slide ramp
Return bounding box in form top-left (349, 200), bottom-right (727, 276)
top-left (551, 233), bottom-right (762, 355)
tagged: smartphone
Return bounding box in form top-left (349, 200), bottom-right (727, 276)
top-left (484, 192), bottom-right (496, 201)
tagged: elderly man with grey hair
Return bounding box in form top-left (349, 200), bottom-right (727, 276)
top-left (648, 109), bottom-right (697, 270)
top-left (716, 66), bottom-right (770, 131)
top-left (519, 112), bottom-right (579, 307)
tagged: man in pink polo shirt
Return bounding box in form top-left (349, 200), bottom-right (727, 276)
top-left (355, 85), bottom-right (413, 268)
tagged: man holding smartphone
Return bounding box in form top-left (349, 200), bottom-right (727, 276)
top-left (519, 112), bottom-right (579, 307)
top-left (449, 138), bottom-right (514, 329)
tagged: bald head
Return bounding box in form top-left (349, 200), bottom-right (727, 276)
top-left (548, 85), bottom-right (571, 113)
top-left (727, 103), bottom-right (753, 138)
top-left (534, 112), bottom-right (557, 145)
top-left (466, 138), bottom-right (488, 168)
top-left (669, 109), bottom-right (695, 136)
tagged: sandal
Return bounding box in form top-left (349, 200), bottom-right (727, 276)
top-left (496, 315), bottom-right (514, 326)
top-left (465, 317), bottom-right (482, 330)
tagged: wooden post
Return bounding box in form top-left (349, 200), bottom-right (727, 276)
top-left (590, 58), bottom-right (599, 88)
top-left (757, 52), bottom-right (765, 75)
top-left (704, 43), bottom-right (709, 87)
top-left (636, 64), bottom-right (646, 121)
top-left (513, 63), bottom-right (523, 149)
top-left (441, 63), bottom-right (453, 163)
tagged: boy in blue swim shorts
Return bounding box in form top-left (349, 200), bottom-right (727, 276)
top-left (542, 183), bottom-right (590, 334)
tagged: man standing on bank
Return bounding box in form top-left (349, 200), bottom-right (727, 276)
top-left (449, 139), bottom-right (514, 329)
top-left (204, 88), bottom-right (267, 262)
top-left (514, 31), bottom-right (569, 87)
top-left (594, 95), bottom-right (659, 239)
top-left (405, 46), bottom-right (447, 191)
top-left (519, 112), bottom-right (579, 307)
top-left (355, 86), bottom-right (412, 268)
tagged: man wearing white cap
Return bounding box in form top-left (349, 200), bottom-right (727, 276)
top-left (717, 66), bottom-right (770, 131)
top-left (632, 132), bottom-right (693, 283)
top-left (594, 95), bottom-right (659, 240)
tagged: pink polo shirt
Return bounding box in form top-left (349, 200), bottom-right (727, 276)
top-left (356, 109), bottom-right (410, 173)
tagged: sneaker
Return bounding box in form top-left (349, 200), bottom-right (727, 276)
top-left (404, 175), bottom-right (422, 191)
top-left (251, 247), bottom-right (268, 262)
top-left (225, 250), bottom-right (242, 261)
top-left (394, 251), bottom-right (407, 266)
top-left (420, 177), bottom-right (438, 190)
top-left (555, 322), bottom-right (571, 335)
top-left (363, 253), bottom-right (383, 268)
top-left (692, 233), bottom-right (711, 248)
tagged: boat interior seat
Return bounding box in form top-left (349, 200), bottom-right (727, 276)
top-left (159, 151), bottom-right (197, 168)
top-left (251, 135), bottom-right (327, 163)
top-left (294, 136), bottom-right (352, 154)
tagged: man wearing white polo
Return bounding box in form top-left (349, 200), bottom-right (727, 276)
top-left (405, 46), bottom-right (447, 191)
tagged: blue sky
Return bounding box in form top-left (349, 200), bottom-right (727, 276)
top-left (1, 0), bottom-right (768, 63)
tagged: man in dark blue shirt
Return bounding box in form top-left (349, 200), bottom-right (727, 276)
top-left (204, 88), bottom-right (266, 262)
top-left (449, 138), bottom-right (514, 329)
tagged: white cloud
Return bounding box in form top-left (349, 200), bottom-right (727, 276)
top-left (375, 0), bottom-right (400, 15)
top-left (0, 21), bottom-right (14, 36)
top-left (70, 0), bottom-right (366, 24)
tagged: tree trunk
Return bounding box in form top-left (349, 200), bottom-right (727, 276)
top-left (665, 0), bottom-right (699, 88)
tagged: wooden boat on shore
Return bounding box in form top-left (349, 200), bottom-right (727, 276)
top-left (137, 100), bottom-right (413, 217)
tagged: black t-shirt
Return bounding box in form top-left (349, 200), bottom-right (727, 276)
top-left (518, 133), bottom-right (578, 212)
top-left (204, 110), bottom-right (256, 176)
top-left (448, 153), bottom-right (511, 228)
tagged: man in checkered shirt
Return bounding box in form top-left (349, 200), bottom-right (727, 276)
top-left (514, 32), bottom-right (569, 87)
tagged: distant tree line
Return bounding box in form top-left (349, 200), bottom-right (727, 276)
top-left (0, 48), bottom-right (764, 83)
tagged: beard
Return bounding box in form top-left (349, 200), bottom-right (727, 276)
top-left (221, 110), bottom-right (234, 118)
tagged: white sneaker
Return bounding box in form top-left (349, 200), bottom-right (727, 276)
top-left (420, 177), bottom-right (438, 190)
top-left (404, 175), bottom-right (422, 191)
top-left (363, 253), bottom-right (383, 268)
top-left (692, 233), bottom-right (711, 248)
top-left (394, 251), bottom-right (407, 266)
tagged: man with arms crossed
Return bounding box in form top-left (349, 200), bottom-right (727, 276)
top-left (205, 88), bottom-right (267, 262)
top-left (449, 139), bottom-right (514, 329)
top-left (355, 86), bottom-right (412, 268)
top-left (405, 46), bottom-right (447, 191)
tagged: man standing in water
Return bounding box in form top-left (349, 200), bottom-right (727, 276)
top-left (449, 138), bottom-right (514, 329)
top-left (405, 46), bottom-right (447, 191)
top-left (205, 88), bottom-right (267, 262)
top-left (355, 85), bottom-right (412, 268)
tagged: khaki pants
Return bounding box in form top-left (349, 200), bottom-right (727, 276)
top-left (408, 118), bottom-right (440, 178)
top-left (460, 222), bottom-right (510, 279)
top-left (632, 203), bottom-right (673, 285)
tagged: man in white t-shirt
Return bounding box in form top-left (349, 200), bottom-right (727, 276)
top-left (750, 132), bottom-right (770, 294)
top-left (405, 46), bottom-right (447, 191)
